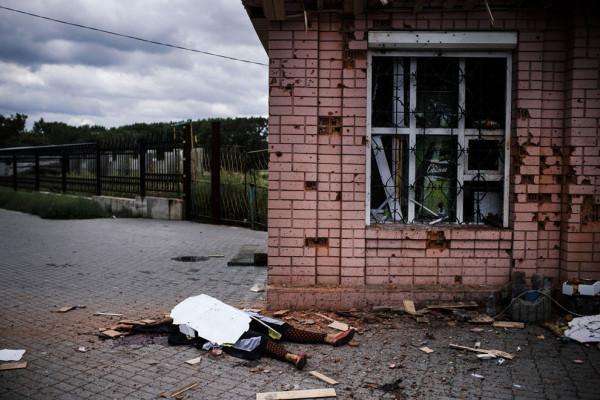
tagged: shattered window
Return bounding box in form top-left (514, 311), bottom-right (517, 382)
top-left (369, 55), bottom-right (509, 226)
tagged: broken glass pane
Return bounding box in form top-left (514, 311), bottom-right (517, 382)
top-left (416, 58), bottom-right (459, 129)
top-left (463, 181), bottom-right (503, 226)
top-left (414, 136), bottom-right (457, 222)
top-left (372, 57), bottom-right (409, 128)
top-left (465, 58), bottom-right (506, 129)
top-left (370, 135), bottom-right (408, 223)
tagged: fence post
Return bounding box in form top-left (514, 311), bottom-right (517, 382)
top-left (139, 140), bottom-right (146, 198)
top-left (12, 154), bottom-right (17, 191)
top-left (34, 151), bottom-right (40, 191)
top-left (61, 151), bottom-right (68, 193)
top-left (182, 123), bottom-right (193, 219)
top-left (211, 121), bottom-right (221, 224)
top-left (95, 147), bottom-right (102, 196)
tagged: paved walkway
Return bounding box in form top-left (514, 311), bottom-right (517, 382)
top-left (0, 209), bottom-right (599, 400)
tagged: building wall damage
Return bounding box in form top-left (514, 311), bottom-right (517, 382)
top-left (244, 0), bottom-right (600, 309)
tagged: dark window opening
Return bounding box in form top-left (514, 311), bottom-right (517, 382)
top-left (372, 57), bottom-right (409, 128)
top-left (468, 139), bottom-right (501, 170)
top-left (463, 181), bottom-right (503, 226)
top-left (416, 58), bottom-right (459, 129)
top-left (465, 58), bottom-right (506, 129)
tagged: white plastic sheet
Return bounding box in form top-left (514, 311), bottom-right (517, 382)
top-left (0, 349), bottom-right (26, 361)
top-left (170, 294), bottom-right (250, 345)
top-left (564, 314), bottom-right (600, 343)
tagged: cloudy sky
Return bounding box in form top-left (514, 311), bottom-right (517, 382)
top-left (0, 0), bottom-right (268, 128)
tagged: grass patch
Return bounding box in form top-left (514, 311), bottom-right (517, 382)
top-left (0, 187), bottom-right (110, 219)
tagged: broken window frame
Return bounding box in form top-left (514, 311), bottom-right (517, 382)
top-left (366, 51), bottom-right (512, 227)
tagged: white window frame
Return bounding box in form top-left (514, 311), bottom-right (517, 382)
top-left (366, 50), bottom-right (512, 227)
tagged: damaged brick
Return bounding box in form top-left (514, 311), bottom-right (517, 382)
top-left (318, 116), bottom-right (342, 135)
top-left (305, 237), bottom-right (329, 247)
top-left (426, 231), bottom-right (450, 250)
top-left (304, 180), bottom-right (317, 190)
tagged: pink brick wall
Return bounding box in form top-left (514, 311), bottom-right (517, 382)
top-left (264, 2), bottom-right (600, 309)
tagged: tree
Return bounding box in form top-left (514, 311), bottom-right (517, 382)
top-left (0, 113), bottom-right (28, 147)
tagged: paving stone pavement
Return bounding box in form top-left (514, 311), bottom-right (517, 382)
top-left (0, 209), bottom-right (599, 400)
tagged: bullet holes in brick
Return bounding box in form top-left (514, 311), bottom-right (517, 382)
top-left (318, 116), bottom-right (342, 135)
top-left (426, 231), bottom-right (450, 250)
top-left (305, 181), bottom-right (317, 190)
top-left (305, 237), bottom-right (329, 247)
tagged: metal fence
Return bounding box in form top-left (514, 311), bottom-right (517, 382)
top-left (0, 123), bottom-right (268, 230)
top-left (0, 136), bottom-right (183, 198)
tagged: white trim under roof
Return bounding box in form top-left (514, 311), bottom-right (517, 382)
top-left (369, 31), bottom-right (517, 50)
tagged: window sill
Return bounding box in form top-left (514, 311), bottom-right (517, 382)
top-left (367, 223), bottom-right (511, 232)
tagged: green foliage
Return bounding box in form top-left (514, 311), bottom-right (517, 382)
top-left (0, 114), bottom-right (268, 151)
top-left (0, 188), bottom-right (110, 219)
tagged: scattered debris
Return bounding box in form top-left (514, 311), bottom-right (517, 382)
top-left (513, 384), bottom-right (523, 389)
top-left (403, 300), bottom-right (417, 316)
top-left (348, 340), bottom-right (359, 347)
top-left (542, 321), bottom-right (565, 337)
top-left (272, 310), bottom-right (289, 317)
top-left (536, 334), bottom-right (545, 340)
top-left (419, 346), bottom-right (434, 354)
top-left (159, 382), bottom-right (199, 398)
top-left (564, 314), bottom-right (600, 343)
top-left (493, 321), bottom-right (525, 329)
top-left (470, 314), bottom-right (494, 324)
top-left (256, 388), bottom-right (336, 400)
top-left (388, 363), bottom-right (397, 369)
top-left (185, 357), bottom-right (201, 365)
top-left (309, 371), bottom-right (338, 385)
top-left (0, 361), bottom-right (27, 371)
top-left (210, 348), bottom-right (223, 357)
top-left (497, 358), bottom-right (506, 365)
top-left (328, 321), bottom-right (349, 331)
top-left (573, 359), bottom-right (584, 364)
top-left (100, 329), bottom-right (124, 339)
top-left (250, 283), bottom-right (265, 293)
top-left (76, 346), bottom-right (87, 353)
top-left (474, 342), bottom-right (481, 348)
top-left (208, 254), bottom-right (225, 258)
top-left (0, 349), bottom-right (25, 362)
top-left (426, 301), bottom-right (478, 310)
top-left (172, 256), bottom-right (209, 262)
top-left (377, 378), bottom-right (404, 393)
top-left (94, 312), bottom-right (124, 317)
top-left (476, 354), bottom-right (495, 360)
top-left (471, 373), bottom-right (484, 379)
top-left (53, 305), bottom-right (85, 313)
top-left (449, 343), bottom-right (514, 360)
top-left (470, 328), bottom-right (484, 333)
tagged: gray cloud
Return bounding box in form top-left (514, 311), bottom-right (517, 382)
top-left (0, 0), bottom-right (268, 127)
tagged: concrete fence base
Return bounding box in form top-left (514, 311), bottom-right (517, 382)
top-left (92, 195), bottom-right (183, 220)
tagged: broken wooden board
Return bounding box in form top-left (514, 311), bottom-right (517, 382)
top-left (100, 329), bottom-right (123, 339)
top-left (160, 382), bottom-right (199, 398)
top-left (185, 357), bottom-right (202, 365)
top-left (493, 321), bottom-right (525, 329)
top-left (449, 343), bottom-right (514, 360)
top-left (256, 388), bottom-right (336, 400)
top-left (0, 361), bottom-right (27, 371)
top-left (328, 321), bottom-right (349, 331)
top-left (403, 300), bottom-right (417, 315)
top-left (426, 301), bottom-right (478, 310)
top-left (309, 371), bottom-right (338, 385)
top-left (94, 312), bottom-right (124, 317)
top-left (419, 346), bottom-right (434, 354)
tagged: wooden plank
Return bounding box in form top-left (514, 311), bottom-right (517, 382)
top-left (419, 346), bottom-right (434, 354)
top-left (0, 361), bottom-right (27, 371)
top-left (101, 329), bottom-right (123, 339)
top-left (449, 343), bottom-right (514, 360)
top-left (328, 321), bottom-right (349, 331)
top-left (256, 388), bottom-right (336, 400)
top-left (185, 357), bottom-right (202, 365)
top-left (493, 321), bottom-right (525, 329)
top-left (309, 371), bottom-right (338, 385)
top-left (403, 300), bottom-right (417, 315)
top-left (426, 301), bottom-right (479, 310)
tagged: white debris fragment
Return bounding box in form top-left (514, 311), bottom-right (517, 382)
top-left (564, 314), bottom-right (600, 343)
top-left (471, 373), bottom-right (484, 379)
top-left (170, 294), bottom-right (250, 345)
top-left (0, 349), bottom-right (26, 362)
